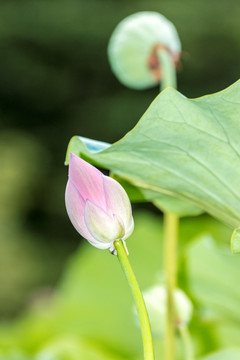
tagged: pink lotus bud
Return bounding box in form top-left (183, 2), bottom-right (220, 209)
top-left (65, 153), bottom-right (134, 250)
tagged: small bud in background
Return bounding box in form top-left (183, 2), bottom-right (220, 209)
top-left (108, 11), bottom-right (181, 90)
top-left (65, 153), bottom-right (134, 250)
top-left (134, 285), bottom-right (193, 336)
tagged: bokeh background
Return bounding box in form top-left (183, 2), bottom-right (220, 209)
top-left (1, 0), bottom-right (240, 358)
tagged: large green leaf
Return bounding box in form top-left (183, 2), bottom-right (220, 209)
top-left (65, 81), bottom-right (240, 231)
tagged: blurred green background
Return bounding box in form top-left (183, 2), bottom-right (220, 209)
top-left (1, 0), bottom-right (240, 358)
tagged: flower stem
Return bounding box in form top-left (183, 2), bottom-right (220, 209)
top-left (114, 240), bottom-right (154, 360)
top-left (178, 326), bottom-right (194, 360)
top-left (157, 48), bottom-right (177, 90)
top-left (158, 48), bottom-right (179, 360)
top-left (163, 212), bottom-right (179, 360)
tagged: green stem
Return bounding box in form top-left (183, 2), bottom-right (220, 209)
top-left (157, 48), bottom-right (177, 91)
top-left (163, 212), bottom-right (179, 360)
top-left (178, 326), bottom-right (194, 360)
top-left (114, 240), bottom-right (154, 360)
top-left (158, 48), bottom-right (179, 360)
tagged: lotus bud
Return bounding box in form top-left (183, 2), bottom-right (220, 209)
top-left (108, 11), bottom-right (181, 90)
top-left (134, 285), bottom-right (193, 336)
top-left (65, 153), bottom-right (134, 250)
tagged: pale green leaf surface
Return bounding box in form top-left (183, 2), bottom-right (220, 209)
top-left (186, 234), bottom-right (240, 349)
top-left (152, 195), bottom-right (203, 217)
top-left (0, 352), bottom-right (29, 360)
top-left (65, 81), bottom-right (240, 228)
top-left (112, 174), bottom-right (203, 216)
top-left (35, 337), bottom-right (123, 360)
top-left (199, 349), bottom-right (240, 360)
top-left (187, 234), bottom-right (240, 320)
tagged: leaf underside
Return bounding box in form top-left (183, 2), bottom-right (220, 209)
top-left (66, 80), bottom-right (240, 230)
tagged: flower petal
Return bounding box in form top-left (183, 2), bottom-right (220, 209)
top-left (122, 217), bottom-right (134, 241)
top-left (68, 153), bottom-right (106, 208)
top-left (84, 200), bottom-right (125, 245)
top-left (65, 180), bottom-right (96, 243)
top-left (103, 176), bottom-right (133, 230)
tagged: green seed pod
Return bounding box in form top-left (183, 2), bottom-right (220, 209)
top-left (108, 11), bottom-right (181, 90)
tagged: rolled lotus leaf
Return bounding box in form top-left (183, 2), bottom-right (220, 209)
top-left (108, 11), bottom-right (181, 89)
